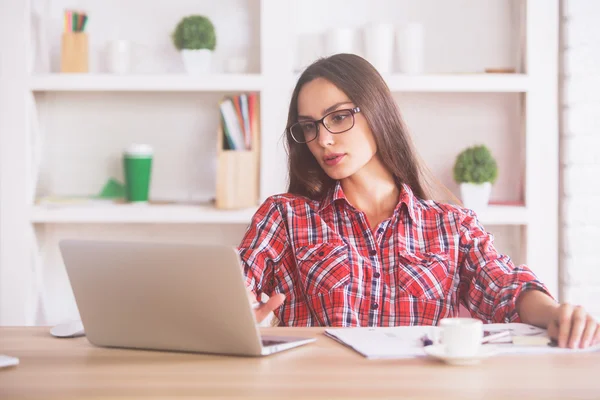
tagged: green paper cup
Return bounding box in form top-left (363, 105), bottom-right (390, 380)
top-left (123, 144), bottom-right (153, 203)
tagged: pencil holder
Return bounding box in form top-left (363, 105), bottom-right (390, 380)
top-left (61, 32), bottom-right (89, 73)
top-left (215, 126), bottom-right (260, 209)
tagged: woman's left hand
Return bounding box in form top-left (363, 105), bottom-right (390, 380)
top-left (546, 303), bottom-right (600, 348)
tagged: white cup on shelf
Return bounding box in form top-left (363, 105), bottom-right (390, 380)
top-left (363, 22), bottom-right (395, 74)
top-left (325, 28), bottom-right (357, 56)
top-left (438, 318), bottom-right (483, 357)
top-left (105, 40), bottom-right (133, 74)
top-left (396, 23), bottom-right (424, 74)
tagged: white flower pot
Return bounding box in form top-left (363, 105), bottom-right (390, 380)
top-left (181, 49), bottom-right (213, 74)
top-left (460, 182), bottom-right (492, 212)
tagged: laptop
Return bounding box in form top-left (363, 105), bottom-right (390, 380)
top-left (58, 239), bottom-right (315, 356)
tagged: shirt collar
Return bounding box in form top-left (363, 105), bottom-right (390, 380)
top-left (318, 180), bottom-right (346, 212)
top-left (318, 181), bottom-right (421, 226)
top-left (395, 182), bottom-right (420, 226)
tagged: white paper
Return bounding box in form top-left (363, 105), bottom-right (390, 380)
top-left (0, 355), bottom-right (19, 368)
top-left (324, 326), bottom-right (437, 359)
top-left (324, 323), bottom-right (600, 359)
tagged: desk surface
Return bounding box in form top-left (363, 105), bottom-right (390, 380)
top-left (1, 327), bottom-right (599, 399)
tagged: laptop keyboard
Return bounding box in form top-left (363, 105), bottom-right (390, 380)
top-left (262, 339), bottom-right (286, 347)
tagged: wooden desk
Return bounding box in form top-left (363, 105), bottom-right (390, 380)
top-left (1, 327), bottom-right (599, 399)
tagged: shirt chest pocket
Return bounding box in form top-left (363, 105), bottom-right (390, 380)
top-left (392, 252), bottom-right (452, 300)
top-left (295, 242), bottom-right (351, 296)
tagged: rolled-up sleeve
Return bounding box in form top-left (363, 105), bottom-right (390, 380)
top-left (458, 209), bottom-right (554, 323)
top-left (237, 196), bottom-right (289, 300)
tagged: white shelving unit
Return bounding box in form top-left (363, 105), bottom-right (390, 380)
top-left (30, 73), bottom-right (530, 93)
top-left (29, 203), bottom-right (258, 224)
top-left (30, 74), bottom-right (264, 92)
top-left (0, 0), bottom-right (559, 325)
top-left (383, 73), bottom-right (530, 93)
top-left (29, 204), bottom-right (528, 226)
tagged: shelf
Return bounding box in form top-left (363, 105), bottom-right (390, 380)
top-left (476, 205), bottom-right (528, 225)
top-left (30, 203), bottom-right (258, 224)
top-left (29, 74), bottom-right (264, 92)
top-left (30, 73), bottom-right (528, 93)
top-left (382, 74), bottom-right (530, 92)
top-left (30, 203), bottom-right (527, 226)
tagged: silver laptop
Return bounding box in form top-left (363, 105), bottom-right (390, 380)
top-left (58, 239), bottom-right (315, 356)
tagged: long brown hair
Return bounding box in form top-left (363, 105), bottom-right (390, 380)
top-left (285, 53), bottom-right (444, 202)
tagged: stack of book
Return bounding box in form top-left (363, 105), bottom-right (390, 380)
top-left (219, 93), bottom-right (258, 151)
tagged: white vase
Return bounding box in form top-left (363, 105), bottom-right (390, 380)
top-left (396, 23), bottom-right (424, 74)
top-left (106, 40), bottom-right (133, 74)
top-left (363, 23), bottom-right (395, 73)
top-left (181, 49), bottom-right (213, 74)
top-left (325, 28), bottom-right (356, 56)
top-left (460, 182), bottom-right (492, 212)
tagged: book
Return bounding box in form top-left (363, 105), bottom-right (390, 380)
top-left (240, 94), bottom-right (251, 149)
top-left (219, 98), bottom-right (245, 150)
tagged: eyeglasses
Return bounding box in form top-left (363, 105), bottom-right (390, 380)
top-left (288, 107), bottom-right (361, 144)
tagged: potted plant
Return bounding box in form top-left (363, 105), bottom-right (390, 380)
top-left (171, 15), bottom-right (216, 74)
top-left (453, 145), bottom-right (498, 211)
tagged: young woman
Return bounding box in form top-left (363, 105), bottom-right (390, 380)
top-left (238, 54), bottom-right (599, 349)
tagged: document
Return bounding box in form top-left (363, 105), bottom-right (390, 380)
top-left (324, 326), bottom-right (436, 359)
top-left (324, 323), bottom-right (600, 359)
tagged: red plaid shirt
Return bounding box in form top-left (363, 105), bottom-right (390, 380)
top-left (238, 182), bottom-right (551, 327)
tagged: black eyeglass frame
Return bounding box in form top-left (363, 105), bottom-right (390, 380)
top-left (287, 106), bottom-right (362, 144)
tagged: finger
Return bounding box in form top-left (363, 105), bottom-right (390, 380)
top-left (593, 325), bottom-right (600, 346)
top-left (246, 286), bottom-right (258, 303)
top-left (557, 304), bottom-right (574, 348)
top-left (568, 306), bottom-right (587, 349)
top-left (580, 316), bottom-right (597, 348)
top-left (254, 294), bottom-right (285, 323)
top-left (547, 316), bottom-right (560, 341)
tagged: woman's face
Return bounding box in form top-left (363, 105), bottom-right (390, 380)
top-left (296, 78), bottom-right (378, 181)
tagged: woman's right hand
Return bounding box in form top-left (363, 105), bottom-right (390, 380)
top-left (247, 288), bottom-right (286, 323)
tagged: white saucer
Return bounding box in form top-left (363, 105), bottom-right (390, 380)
top-left (424, 345), bottom-right (498, 366)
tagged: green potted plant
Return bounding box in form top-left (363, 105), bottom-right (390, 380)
top-left (171, 15), bottom-right (216, 74)
top-left (453, 145), bottom-right (498, 211)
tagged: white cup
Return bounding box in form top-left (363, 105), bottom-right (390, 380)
top-left (438, 318), bottom-right (483, 357)
top-left (325, 28), bottom-right (356, 56)
top-left (363, 23), bottom-right (395, 73)
top-left (396, 23), bottom-right (424, 74)
top-left (106, 40), bottom-right (133, 74)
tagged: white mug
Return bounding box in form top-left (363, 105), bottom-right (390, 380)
top-left (396, 23), bottom-right (424, 74)
top-left (363, 23), bottom-right (395, 73)
top-left (106, 40), bottom-right (133, 74)
top-left (325, 28), bottom-right (356, 56)
top-left (438, 317), bottom-right (483, 357)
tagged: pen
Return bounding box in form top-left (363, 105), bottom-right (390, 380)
top-left (420, 334), bottom-right (434, 347)
top-left (481, 330), bottom-right (511, 344)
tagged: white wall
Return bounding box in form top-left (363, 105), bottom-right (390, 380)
top-left (561, 0), bottom-right (600, 317)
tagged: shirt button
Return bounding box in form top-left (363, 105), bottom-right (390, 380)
top-left (373, 272), bottom-right (380, 278)
top-left (371, 303), bottom-right (379, 310)
top-left (318, 251), bottom-right (324, 256)
top-left (369, 249), bottom-right (377, 256)
top-left (377, 228), bottom-right (384, 234)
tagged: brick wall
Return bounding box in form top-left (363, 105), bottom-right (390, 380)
top-left (561, 0), bottom-right (600, 317)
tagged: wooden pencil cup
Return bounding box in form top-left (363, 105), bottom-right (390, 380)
top-left (215, 126), bottom-right (260, 210)
top-left (61, 32), bottom-right (89, 73)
